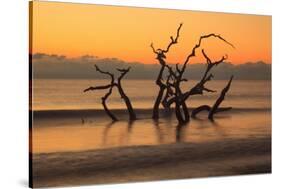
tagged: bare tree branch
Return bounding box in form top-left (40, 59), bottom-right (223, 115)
top-left (116, 67), bottom-right (136, 120)
top-left (117, 67), bottom-right (131, 82)
top-left (84, 65), bottom-right (136, 121)
top-left (83, 84), bottom-right (112, 92)
top-left (179, 33), bottom-right (234, 76)
top-left (95, 65), bottom-right (114, 83)
top-left (191, 76), bottom-right (234, 119)
top-left (162, 23), bottom-right (183, 53)
top-left (152, 64), bottom-right (167, 119)
top-left (165, 49), bottom-right (229, 108)
top-left (150, 23), bottom-right (234, 124)
top-left (191, 105), bottom-right (211, 118)
top-left (208, 75), bottom-right (234, 120)
top-left (162, 69), bottom-right (175, 109)
top-left (102, 87), bottom-right (118, 121)
top-left (191, 106), bottom-right (232, 118)
top-left (151, 23), bottom-right (183, 119)
top-left (150, 43), bottom-right (157, 54)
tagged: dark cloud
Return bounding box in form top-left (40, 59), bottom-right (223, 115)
top-left (32, 53), bottom-right (66, 61)
top-left (80, 55), bottom-right (98, 61)
top-left (32, 53), bottom-right (48, 59)
top-left (31, 53), bottom-right (271, 80)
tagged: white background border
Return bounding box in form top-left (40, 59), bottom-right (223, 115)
top-left (0, 0), bottom-right (279, 188)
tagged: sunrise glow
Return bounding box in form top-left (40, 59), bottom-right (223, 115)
top-left (30, 1), bottom-right (271, 64)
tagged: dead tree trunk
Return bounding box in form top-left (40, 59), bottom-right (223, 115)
top-left (150, 23), bottom-right (183, 119)
top-left (174, 81), bottom-right (189, 124)
top-left (191, 105), bottom-right (211, 117)
top-left (208, 76), bottom-right (233, 120)
top-left (116, 67), bottom-right (137, 120)
top-left (149, 23), bottom-right (234, 124)
top-left (191, 105), bottom-right (232, 118)
top-left (84, 65), bottom-right (136, 121)
top-left (101, 88), bottom-right (118, 121)
top-left (164, 34), bottom-right (235, 108)
top-left (156, 25), bottom-right (233, 124)
top-left (165, 47), bottom-right (231, 124)
top-left (84, 65), bottom-right (117, 121)
top-left (161, 73), bottom-right (173, 110)
top-left (191, 76), bottom-right (233, 120)
top-left (152, 64), bottom-right (166, 119)
top-left (165, 64), bottom-right (190, 124)
top-left (177, 80), bottom-right (190, 123)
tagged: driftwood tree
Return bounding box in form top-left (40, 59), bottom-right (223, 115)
top-left (150, 23), bottom-right (235, 124)
top-left (115, 68), bottom-right (137, 120)
top-left (165, 64), bottom-right (189, 123)
top-left (190, 50), bottom-right (234, 120)
top-left (161, 70), bottom-right (176, 111)
top-left (84, 65), bottom-right (136, 121)
top-left (191, 75), bottom-right (233, 120)
top-left (150, 23), bottom-right (183, 119)
top-left (163, 36), bottom-right (234, 105)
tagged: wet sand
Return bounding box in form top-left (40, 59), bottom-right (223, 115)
top-left (32, 137), bottom-right (271, 188)
top-left (31, 108), bottom-right (271, 153)
top-left (31, 108), bottom-right (271, 187)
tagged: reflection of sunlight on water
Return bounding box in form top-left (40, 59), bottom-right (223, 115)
top-left (33, 111), bottom-right (271, 154)
top-left (33, 79), bottom-right (271, 110)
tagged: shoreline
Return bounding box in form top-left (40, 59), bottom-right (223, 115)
top-left (32, 137), bottom-right (271, 188)
top-left (31, 107), bottom-right (271, 119)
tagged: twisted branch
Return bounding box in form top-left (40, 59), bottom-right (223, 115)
top-left (179, 33), bottom-right (234, 76)
top-left (151, 23), bottom-right (183, 56)
top-left (208, 75), bottom-right (233, 120)
top-left (191, 76), bottom-right (233, 120)
top-left (166, 48), bottom-right (229, 108)
top-left (117, 67), bottom-right (131, 82)
top-left (84, 65), bottom-right (136, 121)
top-left (151, 23), bottom-right (183, 119)
top-left (83, 84), bottom-right (112, 92)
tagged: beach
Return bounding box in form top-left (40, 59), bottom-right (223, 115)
top-left (32, 136), bottom-right (271, 187)
top-left (31, 108), bottom-right (271, 188)
top-left (30, 79), bottom-right (271, 187)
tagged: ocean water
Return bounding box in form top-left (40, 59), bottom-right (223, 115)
top-left (31, 79), bottom-right (271, 154)
top-left (32, 111), bottom-right (271, 154)
top-left (32, 79), bottom-right (271, 111)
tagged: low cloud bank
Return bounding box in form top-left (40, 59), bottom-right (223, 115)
top-left (32, 53), bottom-right (271, 80)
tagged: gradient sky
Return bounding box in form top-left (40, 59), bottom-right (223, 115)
top-left (31, 1), bottom-right (272, 64)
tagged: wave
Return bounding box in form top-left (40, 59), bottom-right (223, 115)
top-left (31, 107), bottom-right (271, 119)
top-left (32, 137), bottom-right (271, 187)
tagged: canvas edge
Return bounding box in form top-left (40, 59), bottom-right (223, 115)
top-left (29, 1), bottom-right (33, 188)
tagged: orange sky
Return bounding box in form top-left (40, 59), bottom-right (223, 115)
top-left (30, 1), bottom-right (272, 64)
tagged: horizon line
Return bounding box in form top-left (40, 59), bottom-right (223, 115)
top-left (31, 52), bottom-right (272, 65)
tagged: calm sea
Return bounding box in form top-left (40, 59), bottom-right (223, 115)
top-left (32, 79), bottom-right (271, 111)
top-left (31, 79), bottom-right (271, 153)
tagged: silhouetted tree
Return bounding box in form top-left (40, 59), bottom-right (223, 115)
top-left (165, 64), bottom-right (189, 123)
top-left (84, 65), bottom-right (136, 121)
top-left (164, 35), bottom-right (234, 110)
top-left (84, 65), bottom-right (117, 121)
top-left (208, 76), bottom-right (233, 120)
top-left (116, 68), bottom-right (137, 120)
top-left (150, 23), bottom-right (183, 119)
top-left (150, 23), bottom-right (235, 124)
top-left (161, 70), bottom-right (176, 111)
top-left (191, 76), bottom-right (233, 120)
